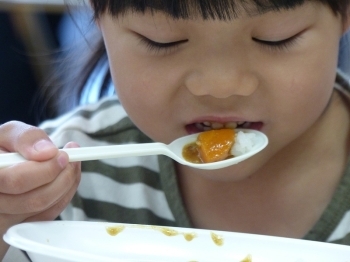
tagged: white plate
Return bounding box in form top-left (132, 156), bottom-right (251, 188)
top-left (3, 221), bottom-right (350, 262)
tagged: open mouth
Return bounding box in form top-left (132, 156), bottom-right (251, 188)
top-left (185, 121), bottom-right (263, 134)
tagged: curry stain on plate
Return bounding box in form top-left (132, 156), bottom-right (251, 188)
top-left (106, 225), bottom-right (125, 236)
top-left (183, 232), bottom-right (197, 241)
top-left (159, 227), bottom-right (179, 237)
top-left (156, 226), bottom-right (197, 242)
top-left (105, 225), bottom-right (254, 261)
top-left (241, 254), bottom-right (252, 262)
top-left (210, 232), bottom-right (224, 246)
top-left (106, 224), bottom-right (208, 243)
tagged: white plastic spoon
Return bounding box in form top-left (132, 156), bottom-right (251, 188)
top-left (0, 129), bottom-right (268, 170)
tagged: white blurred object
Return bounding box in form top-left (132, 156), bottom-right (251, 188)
top-left (4, 221), bottom-right (350, 262)
top-left (3, 246), bottom-right (30, 262)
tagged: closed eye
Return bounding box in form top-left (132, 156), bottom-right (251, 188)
top-left (138, 36), bottom-right (188, 55)
top-left (252, 33), bottom-right (302, 51)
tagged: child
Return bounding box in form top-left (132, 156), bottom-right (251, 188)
top-left (1, 0), bottom-right (350, 259)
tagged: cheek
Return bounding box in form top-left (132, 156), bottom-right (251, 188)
top-left (261, 46), bottom-right (338, 154)
top-left (108, 53), bottom-right (178, 142)
top-left (112, 65), bottom-right (156, 126)
top-left (272, 38), bottom-right (338, 124)
top-left (266, 74), bottom-right (336, 162)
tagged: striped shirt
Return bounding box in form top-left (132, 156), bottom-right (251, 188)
top-left (40, 97), bottom-right (191, 228)
top-left (38, 73), bottom-right (350, 245)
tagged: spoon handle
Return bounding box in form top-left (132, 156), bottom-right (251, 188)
top-left (0, 143), bottom-right (168, 168)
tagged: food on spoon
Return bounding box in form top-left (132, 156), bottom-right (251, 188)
top-left (197, 129), bottom-right (235, 163)
top-left (182, 129), bottom-right (258, 164)
top-left (231, 131), bottom-right (257, 156)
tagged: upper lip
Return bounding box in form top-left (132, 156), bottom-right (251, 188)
top-left (187, 115), bottom-right (253, 125)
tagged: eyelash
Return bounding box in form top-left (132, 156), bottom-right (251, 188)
top-left (138, 34), bottom-right (301, 54)
top-left (138, 37), bottom-right (187, 55)
top-left (253, 35), bottom-right (301, 52)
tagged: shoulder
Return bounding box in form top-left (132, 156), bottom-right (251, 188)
top-left (39, 96), bottom-right (148, 147)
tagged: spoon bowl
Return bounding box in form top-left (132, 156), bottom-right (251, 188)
top-left (0, 129), bottom-right (268, 170)
top-left (167, 129), bottom-right (268, 169)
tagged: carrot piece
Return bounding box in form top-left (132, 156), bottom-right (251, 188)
top-left (197, 129), bottom-right (235, 163)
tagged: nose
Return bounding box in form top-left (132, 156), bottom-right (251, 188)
top-left (185, 63), bottom-right (258, 99)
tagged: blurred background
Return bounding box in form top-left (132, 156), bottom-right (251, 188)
top-left (0, 0), bottom-right (94, 125)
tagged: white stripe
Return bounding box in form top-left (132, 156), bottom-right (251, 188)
top-left (60, 203), bottom-right (88, 221)
top-left (100, 156), bottom-right (160, 173)
top-left (50, 129), bottom-right (104, 147)
top-left (327, 210), bottom-right (350, 242)
top-left (78, 172), bottom-right (174, 221)
top-left (40, 97), bottom-right (120, 129)
top-left (50, 130), bottom-right (160, 172)
top-left (61, 203), bottom-right (106, 222)
top-left (48, 105), bottom-right (127, 140)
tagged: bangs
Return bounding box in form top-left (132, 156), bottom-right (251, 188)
top-left (90, 0), bottom-right (308, 20)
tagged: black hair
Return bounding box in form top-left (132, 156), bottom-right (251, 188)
top-left (90, 0), bottom-right (349, 20)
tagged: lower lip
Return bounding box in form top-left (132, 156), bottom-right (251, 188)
top-left (185, 122), bottom-right (264, 135)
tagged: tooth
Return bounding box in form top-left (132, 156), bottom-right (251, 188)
top-left (242, 122), bottom-right (251, 128)
top-left (195, 123), bottom-right (204, 130)
top-left (202, 122), bottom-right (211, 126)
top-left (203, 126), bottom-right (212, 131)
top-left (224, 122), bottom-right (238, 129)
top-left (211, 122), bottom-right (224, 129)
top-left (237, 121), bottom-right (245, 125)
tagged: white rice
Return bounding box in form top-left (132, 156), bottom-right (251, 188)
top-left (231, 131), bottom-right (257, 156)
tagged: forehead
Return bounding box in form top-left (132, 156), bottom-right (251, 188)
top-left (91, 0), bottom-right (308, 20)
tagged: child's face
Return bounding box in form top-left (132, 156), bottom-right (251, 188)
top-left (98, 2), bottom-right (345, 176)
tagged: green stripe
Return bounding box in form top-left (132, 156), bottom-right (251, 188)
top-left (71, 98), bottom-right (122, 120)
top-left (304, 157), bottom-right (350, 241)
top-left (82, 160), bottom-right (162, 190)
top-left (43, 98), bottom-right (122, 135)
top-left (158, 155), bottom-right (193, 228)
top-left (88, 117), bottom-right (153, 144)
